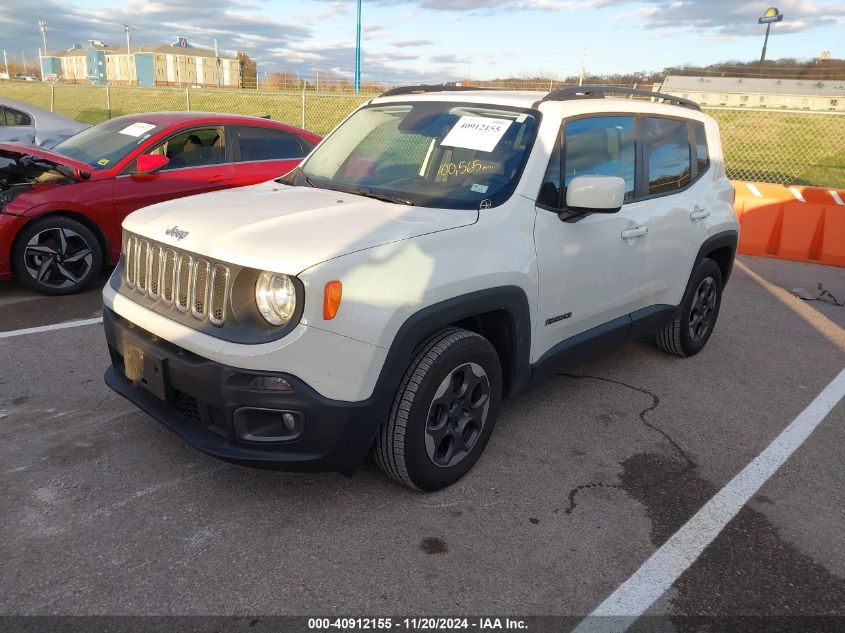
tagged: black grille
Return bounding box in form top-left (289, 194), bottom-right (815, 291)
top-left (171, 389), bottom-right (202, 424)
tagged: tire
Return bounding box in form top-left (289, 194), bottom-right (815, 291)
top-left (655, 258), bottom-right (723, 357)
top-left (12, 216), bottom-right (103, 296)
top-left (374, 327), bottom-right (503, 491)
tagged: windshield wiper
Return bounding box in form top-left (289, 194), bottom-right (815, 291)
top-left (275, 167), bottom-right (318, 188)
top-left (345, 188), bottom-right (414, 206)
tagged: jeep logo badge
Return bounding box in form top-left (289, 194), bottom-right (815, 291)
top-left (165, 226), bottom-right (189, 241)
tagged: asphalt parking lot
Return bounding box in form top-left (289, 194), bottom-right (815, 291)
top-left (1, 256), bottom-right (843, 629)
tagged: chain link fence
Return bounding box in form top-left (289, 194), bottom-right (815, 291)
top-left (2, 82), bottom-right (843, 187)
top-left (708, 108), bottom-right (845, 189)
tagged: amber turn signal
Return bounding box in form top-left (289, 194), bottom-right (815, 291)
top-left (323, 280), bottom-right (342, 320)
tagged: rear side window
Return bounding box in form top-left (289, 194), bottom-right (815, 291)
top-left (645, 117), bottom-right (691, 195)
top-left (563, 116), bottom-right (636, 200)
top-left (4, 107), bottom-right (32, 126)
top-left (236, 126), bottom-right (307, 162)
top-left (693, 122), bottom-right (709, 174)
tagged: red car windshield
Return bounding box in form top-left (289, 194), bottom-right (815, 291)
top-left (53, 118), bottom-right (163, 170)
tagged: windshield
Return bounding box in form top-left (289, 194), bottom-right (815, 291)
top-left (53, 118), bottom-right (163, 170)
top-left (287, 101), bottom-right (540, 209)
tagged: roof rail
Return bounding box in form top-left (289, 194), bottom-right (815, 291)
top-left (540, 85), bottom-right (701, 111)
top-left (379, 84), bottom-right (494, 97)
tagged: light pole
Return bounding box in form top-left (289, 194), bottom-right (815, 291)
top-left (758, 7), bottom-right (783, 64)
top-left (123, 24), bottom-right (132, 55)
top-left (354, 0), bottom-right (362, 93)
top-left (3, 50), bottom-right (8, 77)
top-left (39, 19), bottom-right (47, 57)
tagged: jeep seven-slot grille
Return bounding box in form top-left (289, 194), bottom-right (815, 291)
top-left (124, 235), bottom-right (230, 326)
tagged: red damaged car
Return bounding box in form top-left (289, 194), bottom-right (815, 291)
top-left (0, 112), bottom-right (321, 294)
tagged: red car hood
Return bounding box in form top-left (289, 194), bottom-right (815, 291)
top-left (0, 142), bottom-right (92, 175)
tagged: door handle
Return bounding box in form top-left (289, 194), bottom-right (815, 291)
top-left (621, 226), bottom-right (648, 240)
top-left (207, 174), bottom-right (234, 183)
top-left (690, 207), bottom-right (711, 221)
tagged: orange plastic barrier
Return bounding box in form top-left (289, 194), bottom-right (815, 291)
top-left (732, 181), bottom-right (845, 267)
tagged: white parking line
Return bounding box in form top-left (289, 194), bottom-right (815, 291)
top-left (0, 317), bottom-right (104, 339)
top-left (573, 368), bottom-right (845, 633)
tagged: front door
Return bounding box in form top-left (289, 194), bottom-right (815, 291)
top-left (532, 115), bottom-right (649, 361)
top-left (113, 126), bottom-right (235, 221)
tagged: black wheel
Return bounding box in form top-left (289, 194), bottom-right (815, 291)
top-left (655, 258), bottom-right (723, 357)
top-left (12, 217), bottom-right (102, 295)
top-left (374, 327), bottom-right (503, 491)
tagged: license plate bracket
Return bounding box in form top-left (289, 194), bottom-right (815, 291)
top-left (123, 342), bottom-right (169, 401)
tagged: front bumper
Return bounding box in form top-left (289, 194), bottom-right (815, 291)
top-left (0, 212), bottom-right (29, 279)
top-left (103, 307), bottom-right (383, 472)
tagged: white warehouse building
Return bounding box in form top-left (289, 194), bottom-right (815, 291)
top-left (659, 75), bottom-right (844, 112)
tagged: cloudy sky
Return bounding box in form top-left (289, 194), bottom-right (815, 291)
top-left (1, 0), bottom-right (843, 83)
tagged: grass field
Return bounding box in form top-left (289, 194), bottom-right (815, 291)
top-left (2, 82), bottom-right (843, 188)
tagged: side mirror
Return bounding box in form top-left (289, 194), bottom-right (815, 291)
top-left (565, 175), bottom-right (626, 214)
top-left (133, 154), bottom-right (169, 176)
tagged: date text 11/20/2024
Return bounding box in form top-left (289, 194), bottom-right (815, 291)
top-left (307, 618), bottom-right (529, 630)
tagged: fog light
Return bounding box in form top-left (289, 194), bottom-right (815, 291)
top-left (282, 412), bottom-right (297, 431)
top-left (249, 376), bottom-right (293, 391)
top-left (233, 407), bottom-right (304, 443)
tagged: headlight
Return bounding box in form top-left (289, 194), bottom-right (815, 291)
top-left (255, 271), bottom-right (297, 326)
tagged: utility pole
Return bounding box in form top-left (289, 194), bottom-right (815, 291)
top-left (578, 48), bottom-right (586, 86)
top-left (214, 38), bottom-right (220, 88)
top-left (354, 0), bottom-right (362, 93)
top-left (3, 50), bottom-right (8, 77)
top-left (22, 51), bottom-right (27, 73)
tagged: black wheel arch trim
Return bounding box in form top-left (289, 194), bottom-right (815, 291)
top-left (375, 285), bottom-right (533, 400)
top-left (694, 230), bottom-right (738, 286)
top-left (345, 285), bottom-right (532, 468)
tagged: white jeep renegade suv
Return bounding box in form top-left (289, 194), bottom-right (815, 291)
top-left (103, 86), bottom-right (739, 491)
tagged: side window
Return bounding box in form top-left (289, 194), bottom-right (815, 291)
top-left (5, 107), bottom-right (32, 126)
top-left (235, 126), bottom-right (307, 162)
top-left (0, 108), bottom-right (5, 127)
top-left (693, 122), bottom-right (709, 174)
top-left (564, 116), bottom-right (636, 201)
top-left (646, 118), bottom-right (691, 195)
top-left (149, 128), bottom-right (225, 170)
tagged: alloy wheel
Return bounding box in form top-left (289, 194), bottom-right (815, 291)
top-left (424, 362), bottom-right (491, 468)
top-left (688, 276), bottom-right (718, 342)
top-left (23, 227), bottom-right (93, 290)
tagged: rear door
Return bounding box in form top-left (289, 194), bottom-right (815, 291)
top-left (112, 125), bottom-right (235, 220)
top-left (232, 125), bottom-right (314, 183)
top-left (639, 117), bottom-right (712, 307)
top-left (0, 106), bottom-right (35, 144)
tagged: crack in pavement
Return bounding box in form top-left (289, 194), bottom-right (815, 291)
top-left (558, 373), bottom-right (698, 515)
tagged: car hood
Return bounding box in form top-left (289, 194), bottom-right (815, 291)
top-left (123, 180), bottom-right (479, 274)
top-left (0, 142), bottom-right (92, 175)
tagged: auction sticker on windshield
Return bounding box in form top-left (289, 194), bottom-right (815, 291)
top-left (118, 122), bottom-right (157, 138)
top-left (441, 116), bottom-right (512, 152)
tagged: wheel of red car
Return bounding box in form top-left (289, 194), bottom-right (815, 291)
top-left (12, 216), bottom-right (102, 295)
